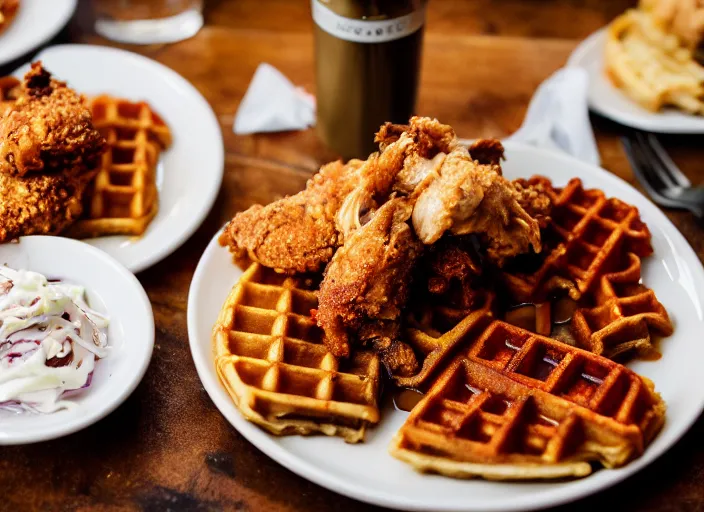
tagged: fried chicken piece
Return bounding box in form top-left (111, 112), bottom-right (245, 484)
top-left (411, 147), bottom-right (542, 266)
top-left (219, 159), bottom-right (365, 274)
top-left (316, 198), bottom-right (422, 377)
top-left (0, 63), bottom-right (106, 242)
top-left (0, 62), bottom-right (106, 178)
top-left (337, 116), bottom-right (459, 237)
top-left (221, 117), bottom-right (458, 274)
top-left (512, 178), bottom-right (553, 229)
top-left (0, 172), bottom-right (91, 241)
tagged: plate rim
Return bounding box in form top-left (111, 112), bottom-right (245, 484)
top-left (13, 43), bottom-right (225, 274)
top-left (187, 141), bottom-right (704, 511)
top-left (0, 235), bottom-right (155, 445)
top-left (567, 27), bottom-right (704, 134)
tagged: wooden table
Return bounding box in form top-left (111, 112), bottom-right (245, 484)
top-left (2, 1), bottom-right (703, 510)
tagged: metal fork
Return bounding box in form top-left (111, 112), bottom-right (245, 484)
top-left (621, 130), bottom-right (704, 219)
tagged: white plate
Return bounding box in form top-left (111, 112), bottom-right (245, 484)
top-left (13, 44), bottom-right (224, 273)
top-left (568, 28), bottom-right (704, 133)
top-left (0, 0), bottom-right (77, 67)
top-left (187, 142), bottom-right (704, 511)
top-left (0, 236), bottom-right (154, 445)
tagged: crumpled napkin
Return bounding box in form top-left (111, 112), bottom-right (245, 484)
top-left (233, 63), bottom-right (316, 135)
top-left (506, 66), bottom-right (600, 166)
top-left (234, 63), bottom-right (599, 166)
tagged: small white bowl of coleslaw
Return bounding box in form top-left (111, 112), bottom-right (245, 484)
top-left (0, 236), bottom-right (154, 445)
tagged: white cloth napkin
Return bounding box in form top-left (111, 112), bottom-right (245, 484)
top-left (506, 66), bottom-right (600, 166)
top-left (233, 63), bottom-right (316, 135)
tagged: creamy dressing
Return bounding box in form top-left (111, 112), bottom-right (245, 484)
top-left (0, 266), bottom-right (109, 413)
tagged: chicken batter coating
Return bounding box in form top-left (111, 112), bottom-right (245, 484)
top-left (0, 63), bottom-right (106, 242)
top-left (316, 198), bottom-right (422, 376)
top-left (0, 172), bottom-right (91, 241)
top-left (219, 159), bottom-right (365, 274)
top-left (0, 62), bottom-right (106, 178)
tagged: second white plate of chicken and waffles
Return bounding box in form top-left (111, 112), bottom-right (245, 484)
top-left (188, 135), bottom-right (704, 511)
top-left (12, 44), bottom-right (224, 273)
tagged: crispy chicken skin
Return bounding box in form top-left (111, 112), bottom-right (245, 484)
top-left (0, 62), bottom-right (106, 177)
top-left (219, 159), bottom-right (364, 274)
top-left (0, 172), bottom-right (91, 241)
top-left (0, 63), bottom-right (106, 242)
top-left (512, 178), bottom-right (553, 229)
top-left (316, 198), bottom-right (422, 376)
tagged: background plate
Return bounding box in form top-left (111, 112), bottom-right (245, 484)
top-left (14, 44), bottom-right (224, 273)
top-left (0, 0), bottom-right (77, 67)
top-left (568, 28), bottom-right (704, 134)
top-left (188, 142), bottom-right (704, 511)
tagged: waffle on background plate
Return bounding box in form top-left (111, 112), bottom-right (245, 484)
top-left (212, 173), bottom-right (671, 479)
top-left (65, 95), bottom-right (172, 238)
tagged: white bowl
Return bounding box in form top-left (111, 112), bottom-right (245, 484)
top-left (0, 236), bottom-right (154, 445)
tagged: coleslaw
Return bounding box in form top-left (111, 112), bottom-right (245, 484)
top-left (0, 265), bottom-right (109, 413)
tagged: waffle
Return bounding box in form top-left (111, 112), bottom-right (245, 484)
top-left (399, 290), bottom-right (495, 390)
top-left (572, 252), bottom-right (673, 359)
top-left (213, 262), bottom-right (381, 443)
top-left (390, 319), bottom-right (666, 480)
top-left (501, 177), bottom-right (653, 303)
top-left (65, 95), bottom-right (172, 238)
top-left (500, 177), bottom-right (670, 359)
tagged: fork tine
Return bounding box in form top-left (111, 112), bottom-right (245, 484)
top-left (633, 132), bottom-right (678, 188)
top-left (645, 133), bottom-right (691, 187)
top-left (622, 135), bottom-right (669, 204)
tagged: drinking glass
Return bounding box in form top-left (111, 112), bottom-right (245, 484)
top-left (92, 0), bottom-right (204, 44)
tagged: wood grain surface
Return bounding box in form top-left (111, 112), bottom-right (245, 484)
top-left (2, 0), bottom-right (704, 510)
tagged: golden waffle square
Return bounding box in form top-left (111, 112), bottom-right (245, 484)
top-left (572, 253), bottom-right (673, 359)
top-left (501, 177), bottom-right (653, 303)
top-left (214, 263), bottom-right (381, 443)
top-left (390, 320), bottom-right (665, 480)
top-left (66, 95), bottom-right (172, 238)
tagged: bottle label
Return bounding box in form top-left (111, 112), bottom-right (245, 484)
top-left (312, 1), bottom-right (425, 43)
